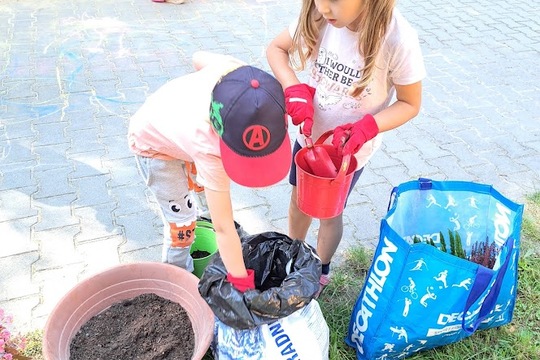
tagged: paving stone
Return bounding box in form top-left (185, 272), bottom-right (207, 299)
top-left (71, 174), bottom-right (113, 208)
top-left (1, 118), bottom-right (36, 139)
top-left (32, 194), bottom-right (80, 232)
top-left (1, 136), bottom-right (36, 164)
top-left (32, 225), bottom-right (83, 271)
top-left (117, 210), bottom-right (162, 252)
top-left (0, 252), bottom-right (40, 301)
top-left (0, 187), bottom-right (39, 222)
top-left (32, 143), bottom-right (72, 171)
top-left (33, 166), bottom-right (76, 199)
top-left (0, 218), bottom-right (38, 257)
top-left (33, 122), bottom-right (69, 146)
top-left (73, 203), bottom-right (123, 243)
top-left (32, 263), bottom-right (86, 322)
top-left (76, 235), bottom-right (123, 277)
top-left (102, 157), bottom-right (141, 187)
top-left (110, 183), bottom-right (154, 217)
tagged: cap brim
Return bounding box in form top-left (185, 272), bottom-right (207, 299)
top-left (220, 134), bottom-right (292, 188)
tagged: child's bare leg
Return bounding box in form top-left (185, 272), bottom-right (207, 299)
top-left (316, 215), bottom-right (343, 265)
top-left (288, 186), bottom-right (312, 241)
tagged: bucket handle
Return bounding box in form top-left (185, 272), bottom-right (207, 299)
top-left (312, 130), bottom-right (335, 145)
top-left (334, 153), bottom-right (351, 183)
top-left (305, 129), bottom-right (334, 149)
top-left (306, 130), bottom-right (351, 183)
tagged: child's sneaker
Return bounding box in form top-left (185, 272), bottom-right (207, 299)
top-left (315, 273), bottom-right (331, 299)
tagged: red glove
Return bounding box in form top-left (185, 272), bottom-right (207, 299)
top-left (284, 84), bottom-right (316, 136)
top-left (332, 114), bottom-right (379, 155)
top-left (227, 269), bottom-right (255, 292)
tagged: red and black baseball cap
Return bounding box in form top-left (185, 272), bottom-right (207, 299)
top-left (210, 66), bottom-right (291, 187)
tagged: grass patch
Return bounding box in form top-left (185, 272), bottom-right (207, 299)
top-left (319, 193), bottom-right (540, 359)
top-left (318, 247), bottom-right (372, 358)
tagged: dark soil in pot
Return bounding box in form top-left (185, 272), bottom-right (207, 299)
top-left (191, 250), bottom-right (211, 259)
top-left (69, 293), bottom-right (195, 360)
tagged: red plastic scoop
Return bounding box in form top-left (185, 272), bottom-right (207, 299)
top-left (302, 136), bottom-right (338, 178)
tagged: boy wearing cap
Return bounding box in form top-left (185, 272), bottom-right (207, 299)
top-left (128, 51), bottom-right (291, 292)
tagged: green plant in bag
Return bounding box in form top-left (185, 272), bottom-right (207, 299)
top-left (420, 230), bottom-right (499, 269)
top-left (469, 237), bottom-right (500, 269)
top-left (439, 231), bottom-right (448, 252)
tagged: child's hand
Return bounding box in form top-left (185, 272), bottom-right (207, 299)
top-left (227, 269), bottom-right (255, 292)
top-left (333, 114), bottom-right (379, 155)
top-left (284, 84), bottom-right (316, 136)
top-left (332, 123), bottom-right (352, 154)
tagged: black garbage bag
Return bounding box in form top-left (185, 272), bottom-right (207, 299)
top-left (198, 231), bottom-right (321, 330)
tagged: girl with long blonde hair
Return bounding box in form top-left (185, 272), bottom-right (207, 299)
top-left (267, 0), bottom-right (426, 297)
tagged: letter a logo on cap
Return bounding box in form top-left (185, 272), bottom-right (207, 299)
top-left (243, 125), bottom-right (270, 151)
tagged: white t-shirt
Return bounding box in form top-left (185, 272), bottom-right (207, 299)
top-left (289, 8), bottom-right (426, 169)
top-left (128, 57), bottom-right (244, 191)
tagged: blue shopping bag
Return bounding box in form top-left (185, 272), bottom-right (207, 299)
top-left (346, 178), bottom-right (524, 360)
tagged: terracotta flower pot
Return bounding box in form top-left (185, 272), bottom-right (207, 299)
top-left (43, 262), bottom-right (214, 360)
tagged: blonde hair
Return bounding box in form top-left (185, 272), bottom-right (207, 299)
top-left (290, 0), bottom-right (395, 97)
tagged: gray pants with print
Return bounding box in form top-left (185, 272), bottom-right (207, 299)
top-left (135, 156), bottom-right (207, 271)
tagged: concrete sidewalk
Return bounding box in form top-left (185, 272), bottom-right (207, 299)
top-left (0, 0), bottom-right (538, 332)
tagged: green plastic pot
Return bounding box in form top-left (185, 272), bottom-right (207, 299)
top-left (196, 220), bottom-right (214, 230)
top-left (190, 226), bottom-right (218, 278)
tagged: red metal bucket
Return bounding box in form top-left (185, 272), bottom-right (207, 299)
top-left (295, 132), bottom-right (357, 219)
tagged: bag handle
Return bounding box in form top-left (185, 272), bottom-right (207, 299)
top-left (461, 237), bottom-right (515, 334)
top-left (387, 188), bottom-right (398, 211)
top-left (387, 178), bottom-right (433, 211)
